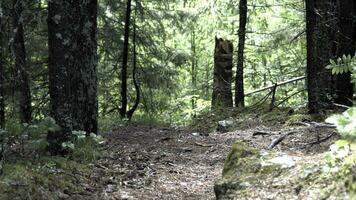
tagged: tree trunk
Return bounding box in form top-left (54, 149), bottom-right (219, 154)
top-left (191, 29), bottom-right (197, 112)
top-left (12, 0), bottom-right (32, 123)
top-left (306, 0), bottom-right (337, 113)
top-left (48, 0), bottom-right (98, 154)
top-left (235, 0), bottom-right (247, 108)
top-left (212, 38), bottom-right (233, 109)
top-left (127, 17), bottom-right (140, 121)
top-left (120, 0), bottom-right (132, 119)
top-left (334, 0), bottom-right (355, 106)
top-left (0, 7), bottom-right (5, 129)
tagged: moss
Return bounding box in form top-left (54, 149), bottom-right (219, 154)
top-left (346, 174), bottom-right (356, 197)
top-left (259, 164), bottom-right (283, 177)
top-left (222, 142), bottom-right (260, 177)
top-left (217, 142), bottom-right (295, 199)
top-left (285, 114), bottom-right (312, 125)
top-left (0, 156), bottom-right (93, 200)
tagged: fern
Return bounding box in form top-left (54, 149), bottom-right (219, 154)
top-left (326, 53), bottom-right (356, 84)
top-left (326, 107), bottom-right (356, 140)
top-left (326, 54), bottom-right (356, 140)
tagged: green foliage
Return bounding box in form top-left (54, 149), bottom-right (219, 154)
top-left (325, 54), bottom-right (356, 140)
top-left (95, 0), bottom-right (308, 126)
top-left (319, 54), bottom-right (356, 197)
top-left (3, 117), bottom-right (60, 153)
top-left (326, 108), bottom-right (356, 141)
top-left (0, 156), bottom-right (93, 200)
top-left (327, 54), bottom-right (356, 85)
top-left (62, 131), bottom-right (105, 161)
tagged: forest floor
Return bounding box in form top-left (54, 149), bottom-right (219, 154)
top-left (1, 108), bottom-right (349, 200)
top-left (86, 109), bottom-right (341, 200)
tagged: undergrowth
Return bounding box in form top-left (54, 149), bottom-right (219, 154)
top-left (0, 118), bottom-right (105, 199)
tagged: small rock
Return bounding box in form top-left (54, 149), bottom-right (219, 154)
top-left (264, 155), bottom-right (296, 168)
top-left (217, 119), bottom-right (235, 133)
top-left (105, 184), bottom-right (117, 193)
top-left (57, 191), bottom-right (70, 199)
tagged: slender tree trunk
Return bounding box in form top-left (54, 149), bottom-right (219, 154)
top-left (48, 0), bottom-right (98, 154)
top-left (0, 7), bottom-right (5, 129)
top-left (191, 29), bottom-right (197, 111)
top-left (235, 0), bottom-right (247, 107)
top-left (205, 64), bottom-right (210, 100)
top-left (127, 18), bottom-right (140, 120)
top-left (306, 0), bottom-right (337, 113)
top-left (334, 0), bottom-right (355, 106)
top-left (120, 0), bottom-right (132, 119)
top-left (12, 0), bottom-right (32, 123)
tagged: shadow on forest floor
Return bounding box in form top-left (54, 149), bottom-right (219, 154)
top-left (0, 108), bottom-right (343, 199)
top-left (87, 110), bottom-right (339, 199)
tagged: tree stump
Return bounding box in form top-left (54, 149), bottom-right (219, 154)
top-left (212, 37), bottom-right (233, 109)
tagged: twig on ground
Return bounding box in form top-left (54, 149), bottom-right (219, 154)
top-left (267, 131), bottom-right (297, 149)
top-left (333, 103), bottom-right (350, 109)
top-left (297, 121), bottom-right (336, 128)
top-left (194, 142), bottom-right (214, 147)
top-left (305, 132), bottom-right (337, 146)
top-left (252, 131), bottom-right (273, 137)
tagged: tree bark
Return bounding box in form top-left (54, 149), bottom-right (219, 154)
top-left (48, 0), bottom-right (98, 154)
top-left (334, 0), bottom-right (355, 106)
top-left (306, 0), bottom-right (337, 113)
top-left (127, 19), bottom-right (140, 120)
top-left (212, 38), bottom-right (233, 109)
top-left (12, 0), bottom-right (32, 123)
top-left (191, 29), bottom-right (197, 111)
top-left (120, 0), bottom-right (132, 119)
top-left (235, 0), bottom-right (247, 107)
top-left (0, 5), bottom-right (5, 129)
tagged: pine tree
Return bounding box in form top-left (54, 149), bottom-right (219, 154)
top-left (47, 0), bottom-right (98, 154)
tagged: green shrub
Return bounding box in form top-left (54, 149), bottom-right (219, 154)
top-left (62, 131), bottom-right (105, 161)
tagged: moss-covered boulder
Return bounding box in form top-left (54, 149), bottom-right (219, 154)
top-left (214, 142), bottom-right (289, 200)
top-left (215, 141), bottom-right (356, 200)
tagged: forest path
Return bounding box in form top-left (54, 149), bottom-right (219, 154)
top-left (90, 124), bottom-right (237, 200)
top-left (88, 122), bottom-right (336, 200)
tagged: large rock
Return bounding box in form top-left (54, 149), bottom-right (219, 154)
top-left (214, 142), bottom-right (286, 199)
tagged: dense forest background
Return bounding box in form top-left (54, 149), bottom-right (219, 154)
top-left (0, 0), bottom-right (311, 128)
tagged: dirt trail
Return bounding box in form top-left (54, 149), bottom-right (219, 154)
top-left (87, 123), bottom-right (336, 200)
top-left (89, 124), bottom-right (232, 200)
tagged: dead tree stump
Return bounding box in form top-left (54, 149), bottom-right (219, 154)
top-left (212, 37), bottom-right (233, 109)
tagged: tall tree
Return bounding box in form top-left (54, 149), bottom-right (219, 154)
top-left (235, 0), bottom-right (247, 107)
top-left (334, 0), bottom-right (355, 106)
top-left (191, 29), bottom-right (197, 112)
top-left (305, 0), bottom-right (338, 113)
top-left (120, 0), bottom-right (132, 119)
top-left (0, 3), bottom-right (5, 128)
top-left (126, 15), bottom-right (140, 121)
top-left (12, 0), bottom-right (32, 123)
top-left (47, 0), bottom-right (98, 153)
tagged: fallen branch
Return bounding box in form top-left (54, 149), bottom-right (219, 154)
top-left (194, 142), bottom-right (214, 147)
top-left (267, 131), bottom-right (297, 149)
top-left (252, 131), bottom-right (273, 137)
top-left (305, 132), bottom-right (337, 146)
top-left (297, 121), bottom-right (336, 128)
top-left (245, 76), bottom-right (306, 96)
top-left (333, 103), bottom-right (350, 109)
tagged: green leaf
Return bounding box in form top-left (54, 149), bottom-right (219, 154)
top-left (62, 142), bottom-right (75, 150)
top-left (335, 140), bottom-right (349, 148)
